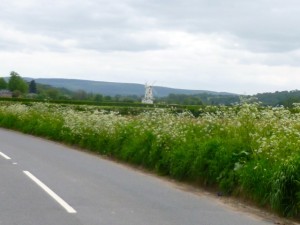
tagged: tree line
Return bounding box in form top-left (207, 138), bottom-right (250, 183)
top-left (0, 71), bottom-right (36, 97)
top-left (0, 71), bottom-right (141, 102)
top-left (1, 71), bottom-right (300, 106)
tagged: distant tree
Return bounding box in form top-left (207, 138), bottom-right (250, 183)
top-left (86, 92), bottom-right (94, 101)
top-left (94, 94), bottom-right (103, 102)
top-left (12, 90), bottom-right (22, 98)
top-left (114, 94), bottom-right (121, 102)
top-left (104, 96), bottom-right (112, 101)
top-left (8, 71), bottom-right (28, 94)
top-left (0, 77), bottom-right (7, 89)
top-left (122, 97), bottom-right (135, 103)
top-left (72, 90), bottom-right (88, 100)
top-left (29, 80), bottom-right (37, 94)
top-left (46, 88), bottom-right (59, 99)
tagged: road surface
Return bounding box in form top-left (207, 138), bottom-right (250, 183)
top-left (0, 128), bottom-right (277, 225)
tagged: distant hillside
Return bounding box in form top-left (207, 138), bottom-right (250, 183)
top-left (254, 90), bottom-right (300, 107)
top-left (5, 77), bottom-right (300, 106)
top-left (24, 78), bottom-right (235, 97)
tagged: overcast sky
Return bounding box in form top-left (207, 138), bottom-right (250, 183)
top-left (1, 0), bottom-right (300, 94)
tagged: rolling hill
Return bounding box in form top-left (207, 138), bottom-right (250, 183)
top-left (26, 78), bottom-right (235, 97)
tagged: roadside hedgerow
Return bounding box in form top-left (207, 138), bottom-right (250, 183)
top-left (0, 101), bottom-right (300, 217)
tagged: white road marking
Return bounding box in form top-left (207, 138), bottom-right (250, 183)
top-left (13, 162), bottom-right (18, 165)
top-left (23, 171), bottom-right (77, 214)
top-left (0, 152), bottom-right (11, 160)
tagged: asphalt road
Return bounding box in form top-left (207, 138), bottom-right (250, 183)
top-left (0, 128), bottom-right (275, 225)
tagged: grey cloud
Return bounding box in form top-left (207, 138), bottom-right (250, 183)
top-left (0, 1), bottom-right (129, 33)
top-left (261, 52), bottom-right (300, 67)
top-left (1, 0), bottom-right (300, 54)
top-left (132, 0), bottom-right (300, 53)
top-left (0, 0), bottom-right (161, 52)
top-left (77, 31), bottom-right (168, 52)
top-left (0, 40), bottom-right (21, 51)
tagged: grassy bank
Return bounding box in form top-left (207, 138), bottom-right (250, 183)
top-left (0, 101), bottom-right (299, 217)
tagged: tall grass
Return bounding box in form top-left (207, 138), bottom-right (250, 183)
top-left (0, 101), bottom-right (300, 217)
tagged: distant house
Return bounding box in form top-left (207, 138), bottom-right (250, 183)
top-left (0, 90), bottom-right (12, 98)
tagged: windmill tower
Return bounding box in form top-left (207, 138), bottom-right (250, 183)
top-left (142, 83), bottom-right (154, 104)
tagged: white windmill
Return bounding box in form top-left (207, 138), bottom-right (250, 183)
top-left (142, 82), bottom-right (155, 104)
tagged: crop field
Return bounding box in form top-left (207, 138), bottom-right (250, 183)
top-left (0, 101), bottom-right (299, 217)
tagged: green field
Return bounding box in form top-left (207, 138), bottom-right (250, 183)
top-left (0, 100), bottom-right (299, 217)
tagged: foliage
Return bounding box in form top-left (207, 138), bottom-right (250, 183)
top-left (5, 73), bottom-right (300, 107)
top-left (1, 102), bottom-right (300, 217)
top-left (29, 80), bottom-right (37, 94)
top-left (159, 93), bottom-right (240, 106)
top-left (0, 77), bottom-right (7, 89)
top-left (8, 71), bottom-right (28, 94)
top-left (255, 90), bottom-right (300, 107)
